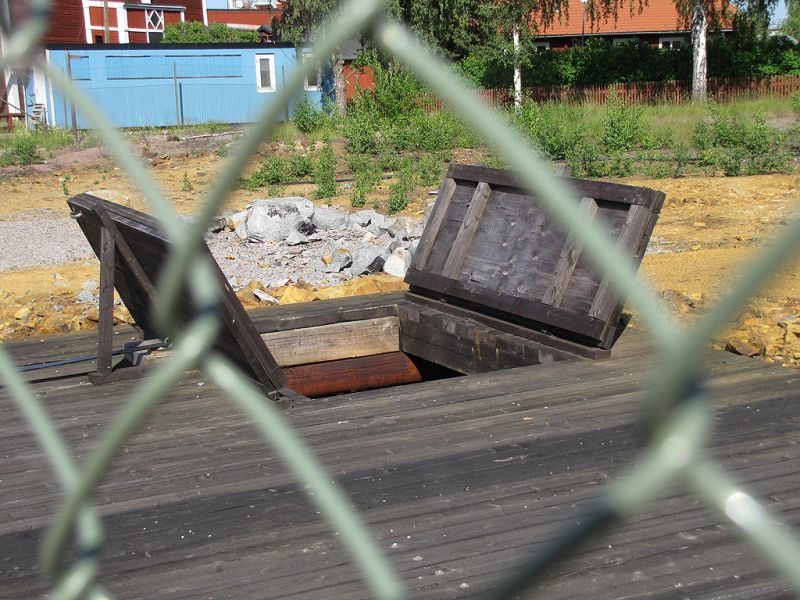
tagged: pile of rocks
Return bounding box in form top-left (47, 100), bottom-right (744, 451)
top-left (207, 197), bottom-right (425, 290)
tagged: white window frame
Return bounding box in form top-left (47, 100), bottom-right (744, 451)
top-left (613, 37), bottom-right (636, 45)
top-left (255, 54), bottom-right (276, 93)
top-left (533, 41), bottom-right (550, 51)
top-left (302, 54), bottom-right (320, 92)
top-left (82, 0), bottom-right (129, 43)
top-left (659, 36), bottom-right (685, 49)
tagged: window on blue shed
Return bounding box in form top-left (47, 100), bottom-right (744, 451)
top-left (256, 55), bottom-right (276, 92)
top-left (302, 54), bottom-right (320, 91)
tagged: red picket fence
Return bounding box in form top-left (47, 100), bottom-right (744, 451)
top-left (418, 75), bottom-right (800, 110)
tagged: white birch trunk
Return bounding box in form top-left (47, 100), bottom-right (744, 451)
top-left (513, 20), bottom-right (522, 112)
top-left (333, 50), bottom-right (346, 118)
top-left (691, 0), bottom-right (708, 102)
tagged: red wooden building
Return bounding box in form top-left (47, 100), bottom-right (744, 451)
top-left (533, 0), bottom-right (734, 49)
top-left (8, 0), bottom-right (208, 45)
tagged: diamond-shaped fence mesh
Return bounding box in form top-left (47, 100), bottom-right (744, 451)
top-left (2, 0), bottom-right (800, 598)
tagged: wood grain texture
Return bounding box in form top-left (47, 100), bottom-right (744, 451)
top-left (0, 325), bottom-right (796, 600)
top-left (441, 182), bottom-right (491, 279)
top-left (589, 203), bottom-right (651, 323)
top-left (541, 197), bottom-right (598, 307)
top-left (67, 194), bottom-right (287, 396)
top-left (260, 317), bottom-right (400, 367)
top-left (406, 164), bottom-right (663, 348)
top-left (408, 176), bottom-right (456, 271)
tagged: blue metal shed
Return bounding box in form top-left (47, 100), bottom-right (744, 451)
top-left (37, 43), bottom-right (330, 129)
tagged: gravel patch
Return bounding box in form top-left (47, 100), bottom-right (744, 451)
top-left (205, 228), bottom-right (390, 289)
top-left (0, 216), bottom-right (94, 271)
top-left (0, 207), bottom-right (419, 291)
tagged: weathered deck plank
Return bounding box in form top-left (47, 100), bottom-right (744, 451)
top-left (1, 312), bottom-right (798, 599)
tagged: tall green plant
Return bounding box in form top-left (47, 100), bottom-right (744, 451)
top-left (314, 139), bottom-right (338, 198)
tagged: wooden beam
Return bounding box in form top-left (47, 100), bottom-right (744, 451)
top-left (95, 207), bottom-right (159, 300)
top-left (285, 352), bottom-right (422, 398)
top-left (541, 197), bottom-right (598, 307)
top-left (442, 181), bottom-right (492, 279)
top-left (260, 317), bottom-right (400, 367)
top-left (589, 203), bottom-right (651, 320)
top-left (409, 177), bottom-right (457, 271)
top-left (95, 222), bottom-right (116, 378)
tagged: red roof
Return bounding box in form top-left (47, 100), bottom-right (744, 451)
top-left (536, 0), bottom-right (733, 37)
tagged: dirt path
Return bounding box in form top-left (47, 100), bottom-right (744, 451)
top-left (1, 145), bottom-right (798, 365)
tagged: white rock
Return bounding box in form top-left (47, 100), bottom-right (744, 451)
top-left (383, 248), bottom-right (411, 278)
top-left (350, 209), bottom-right (382, 228)
top-left (75, 290), bottom-right (98, 304)
top-left (313, 206), bottom-right (349, 230)
top-left (245, 197), bottom-right (315, 243)
top-left (324, 252), bottom-right (353, 273)
top-left (228, 210), bottom-right (248, 231)
top-left (350, 246), bottom-right (388, 276)
top-left (285, 230), bottom-right (310, 246)
top-left (252, 289), bottom-right (278, 304)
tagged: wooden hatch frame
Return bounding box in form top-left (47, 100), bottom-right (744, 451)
top-left (67, 194), bottom-right (290, 399)
top-left (66, 165), bottom-right (664, 398)
top-left (406, 164), bottom-right (665, 349)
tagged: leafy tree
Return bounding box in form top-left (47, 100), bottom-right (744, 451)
top-left (383, 0), bottom-right (483, 59)
top-left (782, 0), bottom-right (800, 40)
top-left (162, 21), bottom-right (259, 43)
top-left (275, 0), bottom-right (347, 117)
top-left (671, 0), bottom-right (780, 102)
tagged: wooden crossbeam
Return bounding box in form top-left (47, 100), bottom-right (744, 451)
top-left (541, 197), bottom-right (598, 307)
top-left (442, 182), bottom-right (492, 279)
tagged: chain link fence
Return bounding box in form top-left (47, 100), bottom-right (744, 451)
top-left (2, 0), bottom-right (800, 598)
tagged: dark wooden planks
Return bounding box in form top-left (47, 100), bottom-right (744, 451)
top-left (411, 177), bottom-right (457, 271)
top-left (441, 181), bottom-right (492, 278)
top-left (1, 325), bottom-right (799, 599)
top-left (406, 164), bottom-right (664, 349)
top-left (67, 194), bottom-right (287, 396)
top-left (541, 197), bottom-right (598, 307)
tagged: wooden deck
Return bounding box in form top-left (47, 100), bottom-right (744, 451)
top-left (1, 296), bottom-right (799, 599)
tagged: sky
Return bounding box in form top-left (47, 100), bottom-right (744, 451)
top-left (773, 0), bottom-right (788, 26)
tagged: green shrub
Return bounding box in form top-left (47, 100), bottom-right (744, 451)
top-left (376, 143), bottom-right (401, 171)
top-left (749, 151), bottom-right (793, 174)
top-left (417, 153), bottom-right (447, 186)
top-left (517, 101), bottom-right (585, 160)
top-left (566, 138), bottom-right (605, 178)
top-left (314, 139), bottom-right (338, 199)
top-left (602, 93), bottom-right (644, 153)
top-left (711, 147), bottom-right (747, 176)
top-left (742, 113), bottom-right (777, 155)
top-left (791, 91), bottom-right (800, 114)
top-left (240, 156), bottom-right (287, 189)
top-left (387, 158), bottom-right (415, 214)
top-left (372, 63), bottom-right (422, 120)
top-left (606, 152), bottom-right (634, 177)
top-left (343, 96), bottom-right (380, 154)
top-left (349, 154), bottom-right (382, 208)
top-left (672, 144), bottom-right (691, 177)
top-left (292, 95), bottom-right (324, 134)
top-left (2, 133), bottom-right (43, 165)
top-left (288, 152), bottom-right (314, 178)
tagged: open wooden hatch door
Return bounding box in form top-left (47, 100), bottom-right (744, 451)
top-left (67, 194), bottom-right (287, 398)
top-left (406, 164), bottom-right (666, 349)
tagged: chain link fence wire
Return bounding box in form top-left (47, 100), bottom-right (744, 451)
top-left (2, 0), bottom-right (800, 598)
